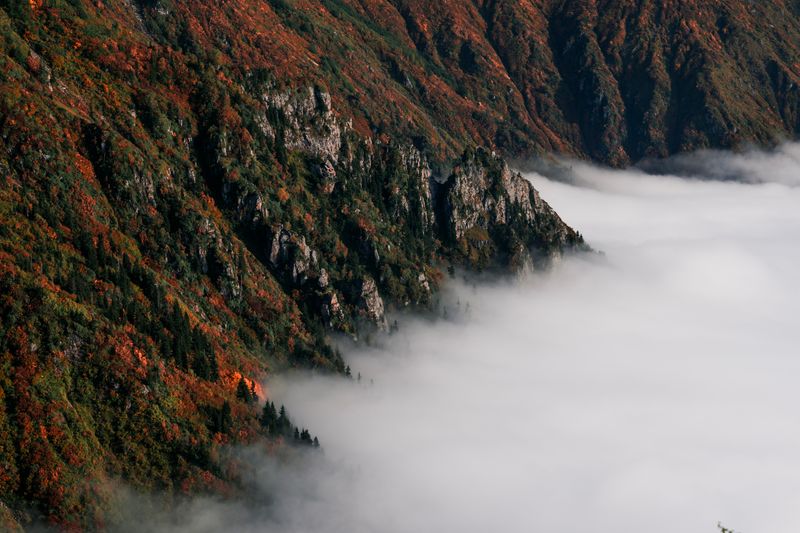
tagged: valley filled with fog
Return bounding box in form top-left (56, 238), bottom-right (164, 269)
top-left (131, 146), bottom-right (800, 533)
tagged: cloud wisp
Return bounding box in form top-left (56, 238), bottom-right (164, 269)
top-left (637, 142), bottom-right (800, 186)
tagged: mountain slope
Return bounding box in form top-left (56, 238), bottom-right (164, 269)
top-left (0, 1), bottom-right (580, 529)
top-left (0, 0), bottom-right (797, 529)
top-left (127, 0), bottom-right (800, 164)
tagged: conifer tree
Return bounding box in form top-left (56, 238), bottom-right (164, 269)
top-left (96, 235), bottom-right (108, 267)
top-left (260, 401), bottom-right (278, 430)
top-left (277, 405), bottom-right (291, 435)
top-left (219, 401), bottom-right (232, 434)
top-left (193, 353), bottom-right (207, 379)
top-left (236, 377), bottom-right (253, 403)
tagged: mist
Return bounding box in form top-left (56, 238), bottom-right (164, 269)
top-left (128, 144), bottom-right (800, 533)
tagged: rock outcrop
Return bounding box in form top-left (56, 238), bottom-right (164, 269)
top-left (268, 226), bottom-right (320, 286)
top-left (262, 87), bottom-right (348, 164)
top-left (228, 87), bottom-right (583, 326)
top-left (347, 277), bottom-right (388, 330)
top-left (438, 148), bottom-right (583, 269)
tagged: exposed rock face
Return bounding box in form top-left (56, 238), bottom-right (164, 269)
top-left (348, 277), bottom-right (388, 330)
top-left (242, 87), bottom-right (583, 327)
top-left (317, 268), bottom-right (330, 289)
top-left (82, 123), bottom-right (159, 206)
top-left (438, 148), bottom-right (583, 268)
top-left (319, 291), bottom-right (344, 327)
top-left (192, 216), bottom-right (243, 300)
top-left (442, 154), bottom-right (502, 242)
top-left (316, 160), bottom-right (338, 194)
top-left (262, 87), bottom-right (347, 163)
top-left (397, 145), bottom-right (435, 236)
top-left (234, 191), bottom-right (268, 226)
top-left (417, 273), bottom-right (431, 294)
top-left (268, 226), bottom-right (319, 286)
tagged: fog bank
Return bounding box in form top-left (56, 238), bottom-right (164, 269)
top-left (129, 144), bottom-right (800, 533)
top-left (271, 145), bottom-right (800, 533)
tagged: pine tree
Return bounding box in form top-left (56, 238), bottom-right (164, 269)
top-left (236, 377), bottom-right (253, 404)
top-left (119, 269), bottom-right (132, 299)
top-left (219, 401), bottom-right (232, 434)
top-left (77, 230), bottom-right (97, 270)
top-left (158, 330), bottom-right (172, 359)
top-left (277, 405), bottom-right (291, 435)
top-left (96, 235), bottom-right (108, 267)
top-left (173, 333), bottom-right (188, 369)
top-left (260, 401), bottom-right (278, 430)
top-left (191, 326), bottom-right (204, 355)
top-left (207, 351), bottom-right (219, 382)
top-left (192, 352), bottom-right (211, 380)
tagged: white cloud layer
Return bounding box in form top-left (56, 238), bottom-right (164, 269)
top-left (270, 146), bottom-right (800, 533)
top-left (125, 144), bottom-right (800, 533)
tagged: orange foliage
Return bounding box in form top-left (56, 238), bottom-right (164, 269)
top-left (303, 212), bottom-right (314, 231)
top-left (38, 273), bottom-right (61, 294)
top-left (111, 334), bottom-right (149, 379)
top-left (224, 371), bottom-right (263, 400)
top-left (356, 216), bottom-right (376, 236)
top-left (26, 53), bottom-right (41, 72)
top-left (0, 251), bottom-right (17, 278)
top-left (73, 153), bottom-right (96, 184)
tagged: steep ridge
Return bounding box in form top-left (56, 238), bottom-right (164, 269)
top-left (0, 0), bottom-right (796, 529)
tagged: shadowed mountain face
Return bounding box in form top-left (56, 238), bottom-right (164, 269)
top-left (0, 0), bottom-right (796, 529)
top-left (121, 0), bottom-right (800, 164)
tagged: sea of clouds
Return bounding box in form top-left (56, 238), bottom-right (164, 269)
top-left (128, 144), bottom-right (800, 533)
